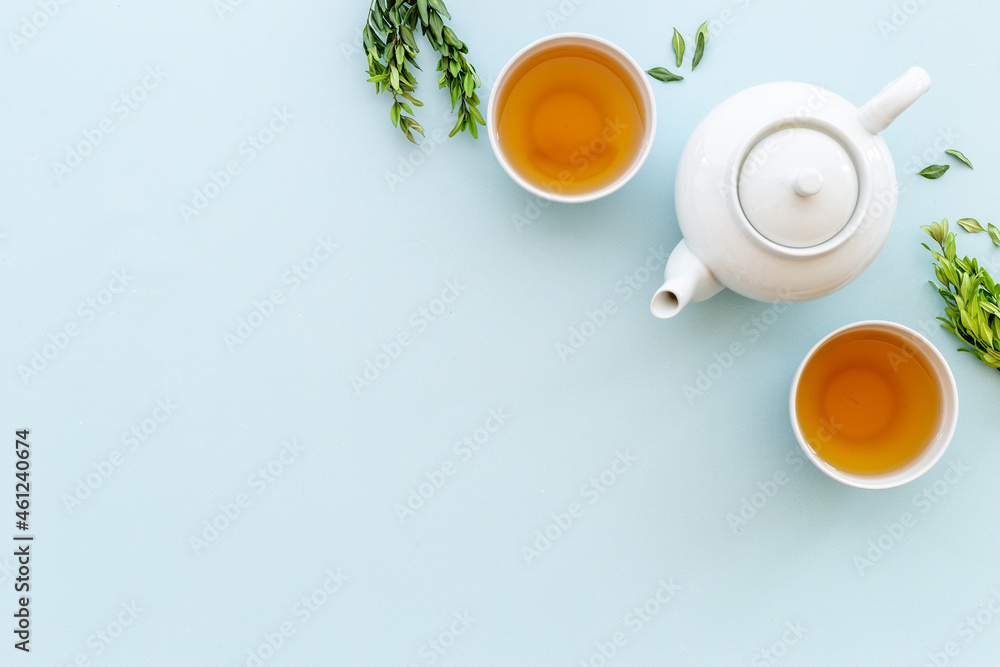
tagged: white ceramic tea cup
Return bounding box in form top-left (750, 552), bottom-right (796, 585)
top-left (487, 33), bottom-right (656, 204)
top-left (789, 320), bottom-right (959, 489)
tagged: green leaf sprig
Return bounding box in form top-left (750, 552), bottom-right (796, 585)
top-left (922, 218), bottom-right (1000, 370)
top-left (363, 0), bottom-right (483, 143)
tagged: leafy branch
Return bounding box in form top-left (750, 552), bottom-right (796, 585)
top-left (363, 0), bottom-right (483, 143)
top-left (922, 218), bottom-right (1000, 370)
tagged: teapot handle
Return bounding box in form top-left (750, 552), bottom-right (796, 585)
top-left (858, 66), bottom-right (931, 135)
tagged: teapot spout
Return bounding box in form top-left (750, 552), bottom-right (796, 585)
top-left (858, 66), bottom-right (931, 135)
top-left (650, 240), bottom-right (724, 319)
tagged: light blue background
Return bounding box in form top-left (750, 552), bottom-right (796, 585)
top-left (3, 0), bottom-right (1000, 665)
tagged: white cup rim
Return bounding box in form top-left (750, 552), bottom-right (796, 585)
top-left (486, 32), bottom-right (657, 204)
top-left (789, 320), bottom-right (959, 489)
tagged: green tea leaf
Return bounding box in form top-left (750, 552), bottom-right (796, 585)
top-left (646, 67), bottom-right (684, 82)
top-left (945, 149), bottom-right (973, 169)
top-left (918, 164), bottom-right (949, 179)
top-left (442, 26), bottom-right (463, 49)
top-left (427, 0), bottom-right (451, 20)
top-left (468, 104), bottom-right (485, 126)
top-left (692, 21), bottom-right (708, 70)
top-left (672, 28), bottom-right (685, 67)
top-left (415, 0), bottom-right (429, 24)
top-left (990, 223), bottom-right (1000, 247)
top-left (957, 218), bottom-right (985, 233)
top-left (428, 12), bottom-right (444, 44)
top-left (400, 92), bottom-right (423, 107)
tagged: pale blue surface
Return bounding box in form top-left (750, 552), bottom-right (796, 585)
top-left (3, 0), bottom-right (1000, 665)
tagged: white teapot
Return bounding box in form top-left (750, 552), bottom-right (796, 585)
top-left (650, 67), bottom-right (931, 318)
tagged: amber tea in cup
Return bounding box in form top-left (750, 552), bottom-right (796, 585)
top-left (790, 321), bottom-right (958, 489)
top-left (488, 34), bottom-right (655, 203)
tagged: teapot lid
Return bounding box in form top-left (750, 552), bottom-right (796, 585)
top-left (738, 127), bottom-right (858, 248)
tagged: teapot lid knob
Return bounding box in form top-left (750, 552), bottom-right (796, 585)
top-left (738, 127), bottom-right (858, 248)
top-left (793, 169), bottom-right (823, 196)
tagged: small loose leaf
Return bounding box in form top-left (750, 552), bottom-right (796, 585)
top-left (692, 21), bottom-right (708, 70)
top-left (945, 149), bottom-right (973, 169)
top-left (672, 28), bottom-right (685, 68)
top-left (957, 218), bottom-right (985, 234)
top-left (918, 164), bottom-right (949, 179)
top-left (646, 67), bottom-right (684, 82)
top-left (990, 223), bottom-right (1000, 247)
